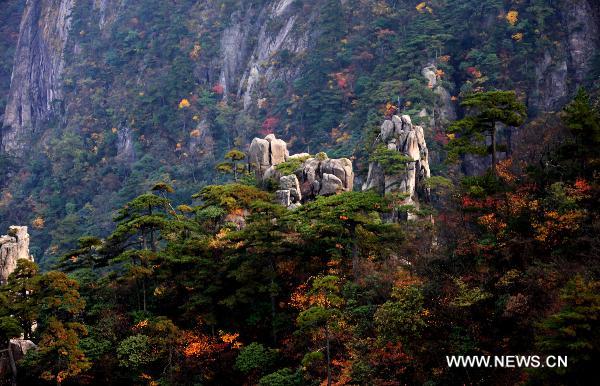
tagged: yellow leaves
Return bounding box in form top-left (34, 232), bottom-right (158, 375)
top-left (153, 286), bottom-right (165, 296)
top-left (416, 2), bottom-right (432, 13)
top-left (533, 210), bottom-right (586, 244)
top-left (189, 43), bottom-right (201, 60)
top-left (178, 98), bottom-right (191, 109)
top-left (32, 216), bottom-right (45, 229)
top-left (512, 32), bottom-right (524, 42)
top-left (435, 69), bottom-right (445, 78)
top-left (496, 158), bottom-right (516, 183)
top-left (111, 127), bottom-right (118, 134)
top-left (506, 10), bottom-right (519, 26)
top-left (447, 133), bottom-right (456, 140)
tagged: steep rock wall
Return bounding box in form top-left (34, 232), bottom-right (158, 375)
top-left (2, 0), bottom-right (74, 155)
top-left (0, 226), bottom-right (33, 284)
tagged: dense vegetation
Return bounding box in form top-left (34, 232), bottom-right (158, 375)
top-left (1, 89), bottom-right (598, 385)
top-left (1, 0), bottom-right (599, 265)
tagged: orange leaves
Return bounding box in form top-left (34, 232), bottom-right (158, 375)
top-left (533, 210), bottom-right (586, 244)
top-left (182, 330), bottom-right (241, 358)
top-left (384, 102), bottom-right (398, 117)
top-left (506, 10), bottom-right (519, 26)
top-left (512, 32), bottom-right (524, 42)
top-left (567, 179), bottom-right (592, 201)
top-left (496, 158), bottom-right (517, 183)
top-left (178, 98), bottom-right (191, 109)
top-left (183, 333), bottom-right (214, 358)
top-left (32, 216), bottom-right (45, 229)
top-left (478, 213), bottom-right (507, 235)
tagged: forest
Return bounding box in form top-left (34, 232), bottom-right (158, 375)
top-left (0, 0), bottom-right (599, 385)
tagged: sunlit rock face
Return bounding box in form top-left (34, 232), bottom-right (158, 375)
top-left (0, 226), bottom-right (33, 284)
top-left (249, 134), bottom-right (354, 208)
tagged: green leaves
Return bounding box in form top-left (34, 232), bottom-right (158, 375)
top-left (369, 146), bottom-right (414, 175)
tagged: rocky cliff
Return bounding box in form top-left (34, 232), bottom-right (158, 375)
top-left (0, 0), bottom-right (599, 263)
top-left (364, 114), bottom-right (431, 210)
top-left (0, 226), bottom-right (32, 284)
top-left (2, 0), bottom-right (74, 155)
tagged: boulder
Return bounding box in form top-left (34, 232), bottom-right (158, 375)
top-left (248, 138), bottom-right (271, 176)
top-left (276, 190), bottom-right (291, 207)
top-left (247, 134), bottom-right (355, 205)
top-left (319, 173), bottom-right (344, 196)
top-left (269, 138), bottom-right (289, 165)
top-left (280, 174), bottom-right (302, 202)
top-left (321, 158), bottom-right (354, 190)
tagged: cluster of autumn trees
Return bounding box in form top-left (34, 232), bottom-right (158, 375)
top-left (1, 88), bottom-right (597, 385)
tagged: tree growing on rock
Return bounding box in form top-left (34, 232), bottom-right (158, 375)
top-left (447, 91), bottom-right (526, 175)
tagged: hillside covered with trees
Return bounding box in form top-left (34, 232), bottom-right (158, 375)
top-left (0, 0), bottom-right (599, 385)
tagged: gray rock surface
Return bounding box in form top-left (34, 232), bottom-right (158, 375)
top-left (363, 114), bottom-right (431, 207)
top-left (0, 226), bottom-right (33, 285)
top-left (2, 0), bottom-right (75, 155)
top-left (249, 134), bottom-right (354, 207)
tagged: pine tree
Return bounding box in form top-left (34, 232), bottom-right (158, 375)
top-left (448, 91), bottom-right (527, 175)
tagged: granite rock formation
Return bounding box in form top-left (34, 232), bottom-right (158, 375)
top-left (363, 114), bottom-right (431, 212)
top-left (0, 226), bottom-right (33, 284)
top-left (248, 134), bottom-right (354, 208)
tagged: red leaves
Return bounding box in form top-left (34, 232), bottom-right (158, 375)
top-left (212, 83), bottom-right (224, 94)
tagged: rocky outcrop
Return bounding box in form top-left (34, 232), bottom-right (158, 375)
top-left (564, 0), bottom-right (600, 87)
top-left (249, 134), bottom-right (354, 208)
top-left (422, 65), bottom-right (456, 127)
top-left (2, 0), bottom-right (74, 155)
top-left (0, 339), bottom-right (37, 382)
top-left (363, 114), bottom-right (431, 211)
top-left (0, 226), bottom-right (33, 284)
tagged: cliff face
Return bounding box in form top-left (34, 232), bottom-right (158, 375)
top-left (2, 0), bottom-right (74, 155)
top-left (0, 0), bottom-right (599, 263)
top-left (0, 226), bottom-right (32, 284)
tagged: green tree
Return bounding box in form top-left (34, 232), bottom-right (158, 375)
top-left (562, 88), bottom-right (600, 177)
top-left (448, 91), bottom-right (526, 174)
top-left (534, 277), bottom-right (600, 384)
top-left (296, 276), bottom-right (345, 386)
top-left (217, 149), bottom-right (247, 181)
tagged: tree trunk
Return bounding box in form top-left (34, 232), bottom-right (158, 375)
top-left (7, 341), bottom-right (17, 386)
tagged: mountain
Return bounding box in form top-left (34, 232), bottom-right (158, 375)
top-left (0, 0), bottom-right (599, 265)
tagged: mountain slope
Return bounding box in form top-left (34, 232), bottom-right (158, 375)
top-left (0, 0), bottom-right (599, 264)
